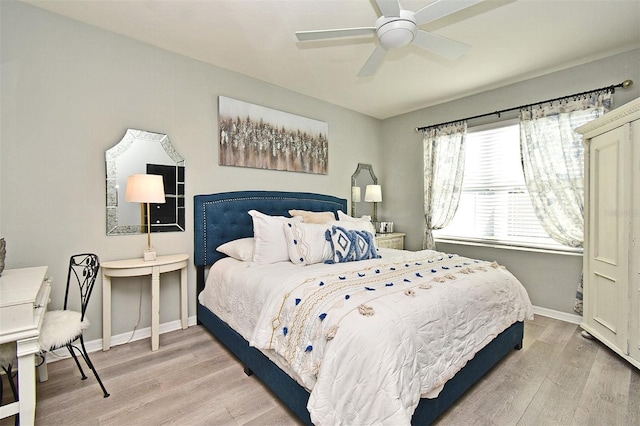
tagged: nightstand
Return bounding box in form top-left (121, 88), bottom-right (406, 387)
top-left (101, 254), bottom-right (189, 351)
top-left (376, 232), bottom-right (405, 250)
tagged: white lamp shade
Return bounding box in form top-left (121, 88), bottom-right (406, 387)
top-left (125, 174), bottom-right (166, 204)
top-left (364, 184), bottom-right (382, 202)
top-left (351, 186), bottom-right (361, 202)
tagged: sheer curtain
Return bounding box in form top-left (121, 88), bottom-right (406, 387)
top-left (519, 91), bottom-right (612, 314)
top-left (423, 122), bottom-right (467, 250)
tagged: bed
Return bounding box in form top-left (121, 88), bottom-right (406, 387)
top-left (194, 190), bottom-right (533, 425)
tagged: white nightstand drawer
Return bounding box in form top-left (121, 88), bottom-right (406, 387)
top-left (376, 232), bottom-right (405, 250)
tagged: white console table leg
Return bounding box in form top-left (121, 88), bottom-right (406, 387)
top-left (102, 273), bottom-right (112, 351)
top-left (151, 266), bottom-right (160, 351)
top-left (180, 266), bottom-right (188, 329)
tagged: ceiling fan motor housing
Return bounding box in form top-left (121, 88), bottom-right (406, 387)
top-left (375, 10), bottom-right (417, 49)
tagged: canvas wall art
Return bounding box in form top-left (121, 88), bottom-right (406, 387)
top-left (219, 96), bottom-right (328, 174)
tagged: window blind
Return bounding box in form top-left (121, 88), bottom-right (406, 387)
top-left (434, 122), bottom-right (565, 248)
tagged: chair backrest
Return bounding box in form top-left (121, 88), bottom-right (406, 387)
top-left (63, 253), bottom-right (100, 321)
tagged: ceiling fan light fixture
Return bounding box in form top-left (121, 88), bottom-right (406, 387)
top-left (378, 24), bottom-right (416, 48)
top-left (375, 11), bottom-right (417, 49)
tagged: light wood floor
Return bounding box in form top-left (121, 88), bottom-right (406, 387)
top-left (1, 315), bottom-right (638, 425)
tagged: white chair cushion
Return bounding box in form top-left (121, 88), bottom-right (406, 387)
top-left (39, 310), bottom-right (89, 351)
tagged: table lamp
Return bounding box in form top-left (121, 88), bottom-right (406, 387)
top-left (364, 184), bottom-right (382, 223)
top-left (125, 174), bottom-right (166, 261)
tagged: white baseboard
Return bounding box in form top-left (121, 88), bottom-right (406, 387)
top-left (532, 305), bottom-right (582, 324)
top-left (45, 315), bottom-right (199, 362)
top-left (45, 307), bottom-right (581, 362)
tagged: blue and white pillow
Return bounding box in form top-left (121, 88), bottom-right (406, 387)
top-left (325, 225), bottom-right (380, 263)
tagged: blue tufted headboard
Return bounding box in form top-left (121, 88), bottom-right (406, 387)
top-left (194, 190), bottom-right (347, 268)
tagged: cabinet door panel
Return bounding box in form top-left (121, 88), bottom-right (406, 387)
top-left (631, 282), bottom-right (640, 360)
top-left (592, 272), bottom-right (619, 334)
top-left (630, 119), bottom-right (640, 362)
top-left (592, 142), bottom-right (619, 265)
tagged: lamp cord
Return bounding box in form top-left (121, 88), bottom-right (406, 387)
top-left (124, 282), bottom-right (144, 344)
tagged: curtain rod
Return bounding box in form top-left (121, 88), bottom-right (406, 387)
top-left (414, 79), bottom-right (634, 133)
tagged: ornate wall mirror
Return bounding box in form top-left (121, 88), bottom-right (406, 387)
top-left (106, 129), bottom-right (185, 235)
top-left (350, 163), bottom-right (378, 219)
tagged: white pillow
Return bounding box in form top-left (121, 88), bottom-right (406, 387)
top-left (216, 237), bottom-right (254, 262)
top-left (337, 210), bottom-right (376, 235)
top-left (249, 210), bottom-right (302, 264)
top-left (283, 221), bottom-right (333, 265)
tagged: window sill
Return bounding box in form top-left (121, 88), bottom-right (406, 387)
top-left (434, 237), bottom-right (583, 257)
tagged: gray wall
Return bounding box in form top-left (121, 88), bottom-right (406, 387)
top-left (380, 48), bottom-right (640, 315)
top-left (0, 1), bottom-right (382, 341)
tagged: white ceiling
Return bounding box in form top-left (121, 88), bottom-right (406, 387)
top-left (22, 0), bottom-right (640, 119)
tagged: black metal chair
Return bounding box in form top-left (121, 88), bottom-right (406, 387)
top-left (0, 342), bottom-right (18, 424)
top-left (38, 254), bottom-right (110, 398)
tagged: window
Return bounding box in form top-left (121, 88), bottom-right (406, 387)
top-left (434, 120), bottom-right (571, 251)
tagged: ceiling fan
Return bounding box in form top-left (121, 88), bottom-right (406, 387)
top-left (295, 0), bottom-right (482, 76)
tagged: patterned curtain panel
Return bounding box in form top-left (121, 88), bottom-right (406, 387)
top-left (423, 122), bottom-right (467, 250)
top-left (519, 91), bottom-right (612, 314)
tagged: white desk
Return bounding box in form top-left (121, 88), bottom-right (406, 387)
top-left (0, 266), bottom-right (50, 425)
top-left (101, 254), bottom-right (189, 351)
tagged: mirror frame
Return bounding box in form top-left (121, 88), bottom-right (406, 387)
top-left (350, 163), bottom-right (378, 218)
top-left (106, 129), bottom-right (185, 235)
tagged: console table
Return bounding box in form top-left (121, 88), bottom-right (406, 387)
top-left (0, 266), bottom-right (50, 425)
top-left (101, 254), bottom-right (189, 351)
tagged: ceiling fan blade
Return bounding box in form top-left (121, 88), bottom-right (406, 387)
top-left (358, 45), bottom-right (388, 77)
top-left (296, 27), bottom-right (375, 41)
top-left (413, 30), bottom-right (470, 60)
top-left (414, 0), bottom-right (483, 26)
top-left (375, 0), bottom-right (401, 17)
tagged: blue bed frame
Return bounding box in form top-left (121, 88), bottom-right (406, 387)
top-left (194, 190), bottom-right (524, 425)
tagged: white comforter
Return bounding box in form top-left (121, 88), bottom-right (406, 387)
top-left (199, 249), bottom-right (533, 425)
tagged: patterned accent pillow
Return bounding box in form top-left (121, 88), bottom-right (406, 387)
top-left (283, 222), bottom-right (333, 265)
top-left (325, 225), bottom-right (380, 263)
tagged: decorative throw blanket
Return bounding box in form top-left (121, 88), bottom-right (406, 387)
top-left (250, 250), bottom-right (533, 425)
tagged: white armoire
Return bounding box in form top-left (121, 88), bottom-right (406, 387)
top-left (577, 97), bottom-right (640, 369)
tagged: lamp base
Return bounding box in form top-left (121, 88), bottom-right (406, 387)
top-left (143, 248), bottom-right (157, 262)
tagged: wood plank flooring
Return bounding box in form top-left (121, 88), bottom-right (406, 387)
top-left (1, 315), bottom-right (638, 425)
